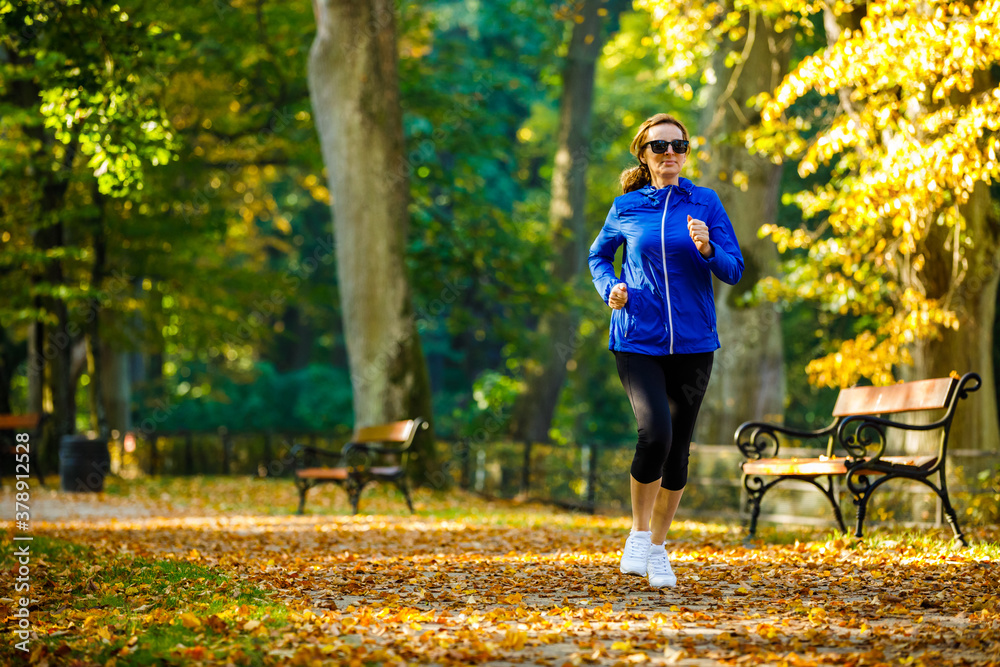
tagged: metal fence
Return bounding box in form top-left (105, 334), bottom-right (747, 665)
top-left (110, 430), bottom-right (998, 529)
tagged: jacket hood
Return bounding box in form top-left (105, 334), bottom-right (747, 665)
top-left (638, 178), bottom-right (695, 200)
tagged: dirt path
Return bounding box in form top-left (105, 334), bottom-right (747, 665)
top-left (25, 489), bottom-right (1000, 667)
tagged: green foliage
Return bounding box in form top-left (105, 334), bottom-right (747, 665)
top-left (3, 0), bottom-right (177, 197)
top-left (148, 361), bottom-right (353, 434)
top-left (3, 0), bottom-right (990, 463)
top-left (400, 0), bottom-right (562, 334)
top-left (2, 0), bottom-right (333, 436)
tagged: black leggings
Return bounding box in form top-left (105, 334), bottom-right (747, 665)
top-left (614, 350), bottom-right (714, 490)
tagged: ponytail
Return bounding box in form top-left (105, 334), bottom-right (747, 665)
top-left (620, 164), bottom-right (650, 194)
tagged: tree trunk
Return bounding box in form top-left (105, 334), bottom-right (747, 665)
top-left (38, 221), bottom-right (74, 468)
top-left (512, 0), bottom-right (628, 443)
top-left (100, 337), bottom-right (132, 437)
top-left (273, 305), bottom-right (313, 372)
top-left (88, 215), bottom-right (110, 439)
top-left (27, 320), bottom-right (44, 416)
top-left (696, 7), bottom-right (791, 443)
top-left (904, 178), bottom-right (1000, 455)
top-left (0, 325), bottom-right (14, 416)
top-left (308, 0), bottom-right (437, 481)
top-left (11, 39), bottom-right (78, 462)
top-left (0, 325), bottom-right (13, 457)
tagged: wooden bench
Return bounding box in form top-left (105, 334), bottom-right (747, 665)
top-left (291, 418), bottom-right (427, 515)
top-left (735, 372), bottom-right (981, 545)
top-left (0, 413), bottom-right (47, 488)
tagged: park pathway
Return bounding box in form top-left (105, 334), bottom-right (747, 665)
top-left (8, 479), bottom-right (1000, 666)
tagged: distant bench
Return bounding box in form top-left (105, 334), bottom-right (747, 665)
top-left (0, 413), bottom-right (47, 488)
top-left (291, 418), bottom-right (427, 515)
top-left (735, 372), bottom-right (981, 546)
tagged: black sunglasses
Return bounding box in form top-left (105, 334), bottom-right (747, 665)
top-left (641, 139), bottom-right (689, 154)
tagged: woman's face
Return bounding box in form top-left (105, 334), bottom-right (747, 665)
top-left (640, 122), bottom-right (687, 185)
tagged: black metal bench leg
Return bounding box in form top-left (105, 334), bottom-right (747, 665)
top-left (748, 497), bottom-right (761, 539)
top-left (831, 497), bottom-right (848, 534)
top-left (853, 495), bottom-right (868, 539)
top-left (808, 477), bottom-right (848, 534)
top-left (296, 482), bottom-right (309, 515)
top-left (936, 470), bottom-right (968, 546)
top-left (846, 472), bottom-right (876, 539)
top-left (743, 475), bottom-right (764, 540)
top-left (348, 477), bottom-right (365, 515)
top-left (829, 477), bottom-right (846, 533)
top-left (941, 501), bottom-right (967, 547)
top-left (397, 476), bottom-right (414, 513)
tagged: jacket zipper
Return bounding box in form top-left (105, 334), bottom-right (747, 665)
top-left (659, 189), bottom-right (675, 354)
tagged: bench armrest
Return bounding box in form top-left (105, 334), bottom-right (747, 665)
top-left (836, 413), bottom-right (944, 460)
top-left (290, 443), bottom-right (344, 468)
top-left (342, 442), bottom-right (401, 454)
top-left (836, 372), bottom-right (982, 459)
top-left (341, 442), bottom-right (408, 466)
top-left (837, 373), bottom-right (981, 460)
top-left (734, 420), bottom-right (837, 460)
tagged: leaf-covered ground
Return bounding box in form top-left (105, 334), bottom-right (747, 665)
top-left (3, 477), bottom-right (999, 666)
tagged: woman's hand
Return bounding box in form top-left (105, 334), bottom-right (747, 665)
top-left (609, 283), bottom-right (628, 309)
top-left (687, 215), bottom-right (714, 258)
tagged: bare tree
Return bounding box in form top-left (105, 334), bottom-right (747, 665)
top-left (512, 0), bottom-right (628, 444)
top-left (696, 6), bottom-right (793, 443)
top-left (308, 0), bottom-right (437, 478)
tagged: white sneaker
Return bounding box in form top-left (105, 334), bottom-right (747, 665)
top-left (619, 531), bottom-right (651, 576)
top-left (646, 543), bottom-right (677, 588)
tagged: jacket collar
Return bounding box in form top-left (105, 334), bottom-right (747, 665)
top-left (639, 178), bottom-right (694, 202)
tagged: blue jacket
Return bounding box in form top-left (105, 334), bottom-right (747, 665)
top-left (588, 179), bottom-right (744, 355)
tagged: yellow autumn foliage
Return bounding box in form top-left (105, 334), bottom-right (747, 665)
top-left (644, 0), bottom-right (999, 387)
top-left (748, 0), bottom-right (999, 387)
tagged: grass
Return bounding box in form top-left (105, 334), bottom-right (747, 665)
top-left (0, 533), bottom-right (290, 665)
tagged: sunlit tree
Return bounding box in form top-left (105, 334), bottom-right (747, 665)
top-left (748, 0), bottom-right (999, 445)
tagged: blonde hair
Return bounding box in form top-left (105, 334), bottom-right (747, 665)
top-left (619, 113), bottom-right (690, 194)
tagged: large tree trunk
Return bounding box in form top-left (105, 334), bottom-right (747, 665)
top-left (512, 0), bottom-right (627, 443)
top-left (273, 305), bottom-right (314, 372)
top-left (905, 178), bottom-right (1000, 454)
top-left (308, 0), bottom-right (437, 481)
top-left (696, 7), bottom-right (791, 443)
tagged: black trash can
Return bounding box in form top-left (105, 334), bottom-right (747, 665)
top-left (59, 435), bottom-right (111, 492)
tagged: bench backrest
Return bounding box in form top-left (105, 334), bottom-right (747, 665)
top-left (0, 414), bottom-right (42, 430)
top-left (832, 377), bottom-right (956, 417)
top-left (354, 419), bottom-right (422, 447)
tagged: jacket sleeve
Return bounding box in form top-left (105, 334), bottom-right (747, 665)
top-left (700, 190), bottom-right (744, 285)
top-left (588, 200), bottom-right (624, 304)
